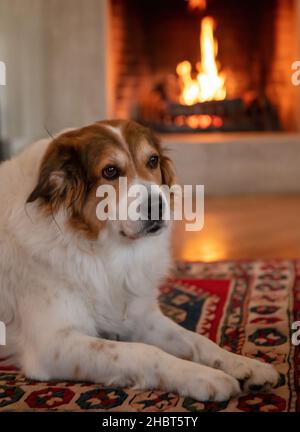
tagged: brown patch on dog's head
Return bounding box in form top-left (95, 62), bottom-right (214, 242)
top-left (122, 120), bottom-right (175, 187)
top-left (27, 120), bottom-right (175, 240)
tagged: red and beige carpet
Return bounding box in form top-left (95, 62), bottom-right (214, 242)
top-left (0, 260), bottom-right (299, 412)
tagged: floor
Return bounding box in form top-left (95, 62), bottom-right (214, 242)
top-left (172, 195), bottom-right (300, 261)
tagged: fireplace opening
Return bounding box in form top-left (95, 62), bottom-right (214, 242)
top-left (109, 0), bottom-right (299, 133)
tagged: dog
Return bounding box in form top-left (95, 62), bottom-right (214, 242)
top-left (0, 119), bottom-right (279, 401)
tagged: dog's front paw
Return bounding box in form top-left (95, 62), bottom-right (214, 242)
top-left (198, 370), bottom-right (241, 401)
top-left (221, 354), bottom-right (280, 392)
top-left (179, 366), bottom-right (240, 402)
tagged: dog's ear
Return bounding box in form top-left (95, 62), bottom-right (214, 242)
top-left (146, 128), bottom-right (176, 187)
top-left (160, 155), bottom-right (175, 187)
top-left (27, 143), bottom-right (88, 213)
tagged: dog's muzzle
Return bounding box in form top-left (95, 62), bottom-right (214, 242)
top-left (120, 189), bottom-right (168, 239)
top-left (142, 193), bottom-right (165, 235)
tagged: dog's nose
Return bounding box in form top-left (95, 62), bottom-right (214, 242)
top-left (148, 194), bottom-right (164, 220)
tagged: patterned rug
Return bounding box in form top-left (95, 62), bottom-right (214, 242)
top-left (0, 260), bottom-right (299, 412)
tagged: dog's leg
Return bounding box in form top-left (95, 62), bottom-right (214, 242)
top-left (21, 328), bottom-right (240, 401)
top-left (132, 308), bottom-right (279, 392)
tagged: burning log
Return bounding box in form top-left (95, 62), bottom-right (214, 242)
top-left (138, 92), bottom-right (279, 133)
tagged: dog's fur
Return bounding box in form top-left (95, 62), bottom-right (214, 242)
top-left (0, 120), bottom-right (279, 401)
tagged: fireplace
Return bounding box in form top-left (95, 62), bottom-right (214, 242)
top-left (108, 0), bottom-right (300, 133)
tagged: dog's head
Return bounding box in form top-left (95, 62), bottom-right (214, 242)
top-left (27, 120), bottom-right (175, 240)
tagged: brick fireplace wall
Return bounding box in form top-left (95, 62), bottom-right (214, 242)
top-left (265, 0), bottom-right (300, 131)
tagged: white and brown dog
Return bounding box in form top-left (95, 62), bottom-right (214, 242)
top-left (0, 120), bottom-right (279, 401)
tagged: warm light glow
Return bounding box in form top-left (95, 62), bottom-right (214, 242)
top-left (212, 116), bottom-right (223, 128)
top-left (187, 0), bottom-right (207, 12)
top-left (174, 114), bottom-right (223, 129)
top-left (180, 236), bottom-right (227, 262)
top-left (176, 17), bottom-right (226, 105)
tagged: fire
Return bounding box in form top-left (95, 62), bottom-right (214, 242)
top-left (187, 0), bottom-right (207, 11)
top-left (176, 17), bottom-right (226, 105)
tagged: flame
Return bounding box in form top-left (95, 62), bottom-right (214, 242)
top-left (176, 17), bottom-right (226, 105)
top-left (187, 0), bottom-right (207, 12)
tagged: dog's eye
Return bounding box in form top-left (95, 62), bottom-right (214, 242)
top-left (102, 165), bottom-right (120, 180)
top-left (147, 154), bottom-right (159, 169)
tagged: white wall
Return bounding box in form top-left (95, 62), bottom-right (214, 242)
top-left (43, 0), bottom-right (109, 134)
top-left (0, 0), bottom-right (46, 155)
top-left (0, 0), bottom-right (109, 155)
